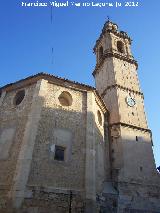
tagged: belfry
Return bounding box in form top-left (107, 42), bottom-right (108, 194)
top-left (93, 20), bottom-right (160, 212)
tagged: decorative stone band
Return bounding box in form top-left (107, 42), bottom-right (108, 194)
top-left (100, 84), bottom-right (144, 98)
top-left (26, 185), bottom-right (84, 197)
top-left (93, 23), bottom-right (132, 52)
top-left (116, 180), bottom-right (160, 188)
top-left (110, 122), bottom-right (153, 146)
top-left (109, 122), bottom-right (152, 137)
top-left (92, 50), bottom-right (138, 76)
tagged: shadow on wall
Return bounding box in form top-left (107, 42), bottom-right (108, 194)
top-left (24, 104), bottom-right (110, 212)
top-left (0, 93), bottom-right (111, 213)
top-left (1, 93), bottom-right (160, 212)
top-left (23, 102), bottom-right (160, 213)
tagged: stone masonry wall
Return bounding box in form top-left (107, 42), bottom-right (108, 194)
top-left (0, 84), bottom-right (36, 207)
top-left (28, 83), bottom-right (87, 190)
top-left (0, 78), bottom-right (108, 212)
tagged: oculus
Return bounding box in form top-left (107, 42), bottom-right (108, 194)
top-left (14, 90), bottom-right (25, 106)
top-left (58, 91), bottom-right (73, 106)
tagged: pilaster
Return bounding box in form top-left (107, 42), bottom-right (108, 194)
top-left (85, 91), bottom-right (97, 212)
top-left (8, 79), bottom-right (48, 208)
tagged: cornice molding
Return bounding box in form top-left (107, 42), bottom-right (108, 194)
top-left (109, 122), bottom-right (151, 134)
top-left (93, 50), bottom-right (138, 77)
top-left (0, 72), bottom-right (95, 93)
top-left (101, 84), bottom-right (144, 98)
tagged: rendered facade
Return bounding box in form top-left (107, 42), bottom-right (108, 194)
top-left (0, 21), bottom-right (160, 213)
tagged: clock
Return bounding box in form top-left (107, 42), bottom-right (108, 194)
top-left (126, 96), bottom-right (136, 107)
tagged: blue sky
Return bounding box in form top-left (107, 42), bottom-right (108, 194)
top-left (0, 0), bottom-right (160, 166)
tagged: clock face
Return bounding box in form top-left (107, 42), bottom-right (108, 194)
top-left (126, 96), bottom-right (136, 107)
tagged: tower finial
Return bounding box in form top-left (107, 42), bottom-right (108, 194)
top-left (107, 16), bottom-right (110, 22)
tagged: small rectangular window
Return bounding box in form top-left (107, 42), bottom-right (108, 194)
top-left (54, 145), bottom-right (65, 161)
top-left (136, 136), bottom-right (143, 142)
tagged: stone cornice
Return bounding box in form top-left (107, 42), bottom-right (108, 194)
top-left (92, 50), bottom-right (138, 77)
top-left (101, 84), bottom-right (144, 98)
top-left (93, 21), bottom-right (132, 52)
top-left (109, 122), bottom-right (151, 134)
top-left (115, 180), bottom-right (160, 188)
top-left (0, 72), bottom-right (95, 93)
top-left (107, 29), bottom-right (132, 43)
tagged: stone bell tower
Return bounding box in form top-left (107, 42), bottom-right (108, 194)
top-left (93, 21), bottom-right (160, 212)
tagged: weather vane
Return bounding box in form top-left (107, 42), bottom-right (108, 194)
top-left (107, 16), bottom-right (110, 21)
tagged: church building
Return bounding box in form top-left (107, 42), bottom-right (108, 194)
top-left (0, 20), bottom-right (160, 213)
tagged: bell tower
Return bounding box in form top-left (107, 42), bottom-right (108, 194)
top-left (93, 21), bottom-right (160, 211)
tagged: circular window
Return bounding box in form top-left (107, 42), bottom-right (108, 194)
top-left (58, 91), bottom-right (73, 106)
top-left (97, 110), bottom-right (102, 126)
top-left (14, 90), bottom-right (25, 106)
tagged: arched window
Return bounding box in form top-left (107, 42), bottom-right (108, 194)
top-left (99, 46), bottom-right (103, 60)
top-left (58, 91), bottom-right (73, 106)
top-left (117, 41), bottom-right (124, 53)
top-left (14, 90), bottom-right (25, 106)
